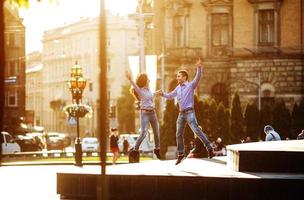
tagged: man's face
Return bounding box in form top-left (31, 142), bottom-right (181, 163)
top-left (177, 72), bottom-right (187, 84)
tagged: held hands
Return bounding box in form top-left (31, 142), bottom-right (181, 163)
top-left (155, 90), bottom-right (163, 96)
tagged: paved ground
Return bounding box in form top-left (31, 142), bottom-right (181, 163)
top-left (1, 155), bottom-right (304, 200)
top-left (0, 165), bottom-right (75, 200)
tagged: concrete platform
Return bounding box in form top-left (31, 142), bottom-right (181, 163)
top-left (226, 140), bottom-right (304, 173)
top-left (57, 157), bottom-right (304, 200)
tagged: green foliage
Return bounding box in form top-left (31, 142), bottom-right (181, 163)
top-left (273, 100), bottom-right (291, 139)
top-left (7, 0), bottom-right (30, 8)
top-left (231, 92), bottom-right (244, 143)
top-left (292, 99), bottom-right (304, 138)
top-left (199, 100), bottom-right (210, 134)
top-left (259, 104), bottom-right (273, 139)
top-left (291, 102), bottom-right (300, 138)
top-left (223, 108), bottom-right (231, 144)
top-left (244, 103), bottom-right (260, 141)
top-left (117, 85), bottom-right (135, 133)
top-left (208, 99), bottom-right (217, 140)
top-left (7, 0), bottom-right (58, 8)
top-left (215, 102), bottom-right (225, 139)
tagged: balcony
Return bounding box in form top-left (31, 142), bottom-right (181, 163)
top-left (166, 47), bottom-right (202, 64)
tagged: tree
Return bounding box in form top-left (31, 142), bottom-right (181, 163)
top-left (215, 102), bottom-right (225, 140)
top-left (291, 102), bottom-right (301, 139)
top-left (273, 100), bottom-right (291, 139)
top-left (117, 85), bottom-right (135, 133)
top-left (260, 104), bottom-right (273, 139)
top-left (223, 108), bottom-right (231, 144)
top-left (8, 0), bottom-right (56, 8)
top-left (199, 99), bottom-right (210, 134)
top-left (231, 92), bottom-right (244, 143)
top-left (295, 99), bottom-right (304, 136)
top-left (208, 99), bottom-right (217, 140)
top-left (244, 103), bottom-right (260, 141)
top-left (160, 99), bottom-right (178, 156)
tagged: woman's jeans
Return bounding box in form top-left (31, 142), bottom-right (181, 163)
top-left (134, 111), bottom-right (160, 151)
top-left (176, 110), bottom-right (212, 155)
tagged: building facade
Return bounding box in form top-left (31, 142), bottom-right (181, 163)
top-left (3, 3), bottom-right (26, 135)
top-left (41, 14), bottom-right (138, 136)
top-left (144, 0), bottom-right (303, 110)
top-left (25, 51), bottom-right (43, 127)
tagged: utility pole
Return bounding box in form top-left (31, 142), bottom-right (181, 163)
top-left (138, 0), bottom-right (145, 73)
top-left (128, 0), bottom-right (154, 73)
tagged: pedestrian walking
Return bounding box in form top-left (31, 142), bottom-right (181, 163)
top-left (109, 128), bottom-right (119, 165)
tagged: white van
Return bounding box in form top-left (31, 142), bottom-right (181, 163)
top-left (1, 131), bottom-right (21, 154)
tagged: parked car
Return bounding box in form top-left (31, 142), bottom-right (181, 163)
top-left (45, 132), bottom-right (72, 151)
top-left (15, 134), bottom-right (44, 152)
top-left (1, 131), bottom-right (21, 154)
top-left (82, 137), bottom-right (99, 152)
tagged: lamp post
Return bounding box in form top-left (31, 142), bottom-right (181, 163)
top-left (67, 61), bottom-right (87, 167)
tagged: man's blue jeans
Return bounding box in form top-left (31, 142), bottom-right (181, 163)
top-left (135, 111), bottom-right (160, 151)
top-left (176, 110), bottom-right (212, 155)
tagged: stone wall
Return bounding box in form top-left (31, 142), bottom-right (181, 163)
top-left (230, 57), bottom-right (303, 110)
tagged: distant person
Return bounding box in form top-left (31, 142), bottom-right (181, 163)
top-left (109, 128), bottom-right (119, 165)
top-left (264, 125), bottom-right (281, 141)
top-left (241, 136), bottom-right (252, 143)
top-left (297, 129), bottom-right (304, 140)
top-left (213, 137), bottom-right (226, 156)
top-left (126, 71), bottom-right (161, 160)
top-left (187, 126), bottom-right (208, 158)
top-left (123, 137), bottom-right (129, 155)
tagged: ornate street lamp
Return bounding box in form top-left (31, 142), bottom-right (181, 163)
top-left (67, 61), bottom-right (87, 166)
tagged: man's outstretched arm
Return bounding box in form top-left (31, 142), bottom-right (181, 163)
top-left (156, 88), bottom-right (178, 99)
top-left (192, 58), bottom-right (204, 89)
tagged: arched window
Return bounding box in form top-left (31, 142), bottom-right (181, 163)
top-left (211, 83), bottom-right (228, 107)
top-left (261, 83), bottom-right (275, 108)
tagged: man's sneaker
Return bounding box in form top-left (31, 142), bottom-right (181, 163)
top-left (207, 148), bottom-right (214, 159)
top-left (154, 149), bottom-right (161, 160)
top-left (175, 154), bottom-right (185, 165)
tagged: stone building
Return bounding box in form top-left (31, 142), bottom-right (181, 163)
top-left (3, 3), bottom-right (26, 134)
top-left (143, 0), bottom-right (303, 110)
top-left (41, 14), bottom-right (138, 135)
top-left (25, 51), bottom-right (43, 126)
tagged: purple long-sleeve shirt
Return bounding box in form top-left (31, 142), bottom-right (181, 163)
top-left (162, 67), bottom-right (202, 111)
top-left (130, 80), bottom-right (154, 110)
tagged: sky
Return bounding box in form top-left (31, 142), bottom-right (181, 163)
top-left (19, 0), bottom-right (138, 54)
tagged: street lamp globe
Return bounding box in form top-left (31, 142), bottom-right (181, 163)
top-left (77, 77), bottom-right (86, 90)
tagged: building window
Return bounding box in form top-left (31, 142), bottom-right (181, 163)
top-left (8, 91), bottom-right (18, 107)
top-left (173, 15), bottom-right (189, 47)
top-left (9, 61), bottom-right (17, 76)
top-left (258, 10), bottom-right (275, 46)
top-left (211, 13), bottom-right (229, 56)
